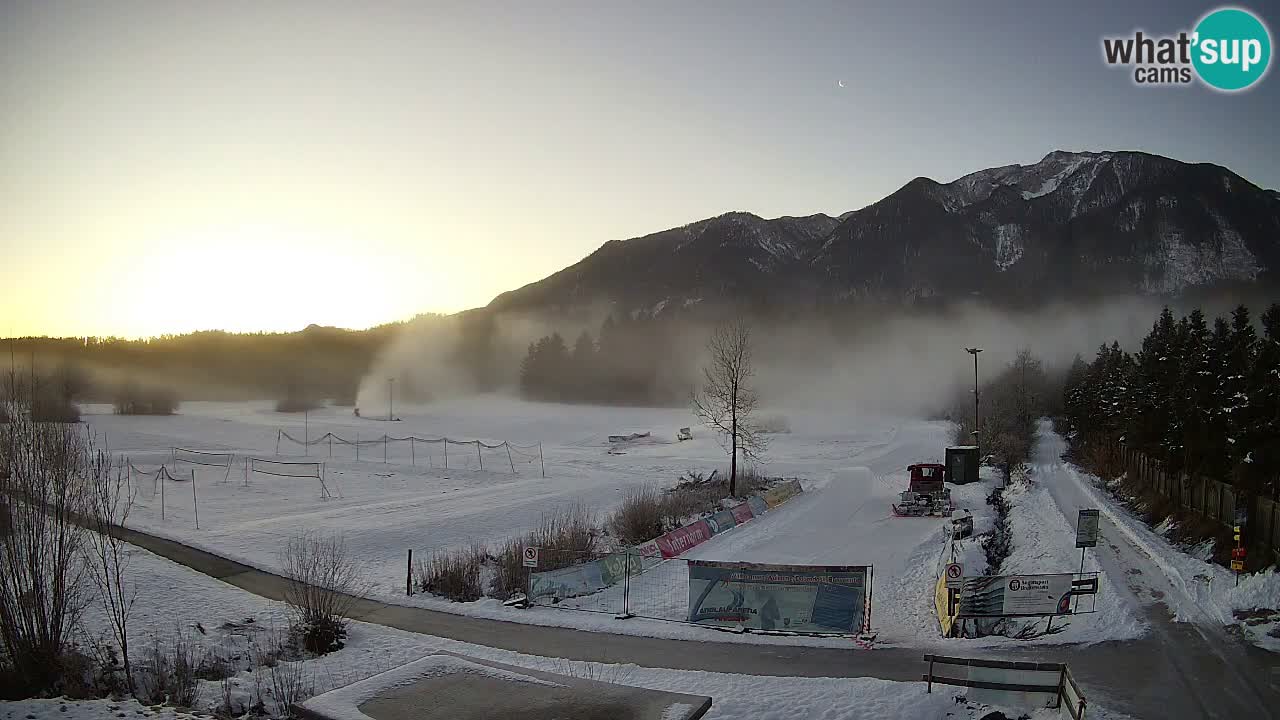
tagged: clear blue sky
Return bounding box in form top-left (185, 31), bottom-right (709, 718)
top-left (3, 0), bottom-right (1277, 336)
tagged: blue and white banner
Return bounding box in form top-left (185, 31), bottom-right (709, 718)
top-left (957, 574), bottom-right (1075, 618)
top-left (687, 560), bottom-right (869, 634)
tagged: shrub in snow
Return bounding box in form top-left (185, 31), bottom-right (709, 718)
top-left (491, 504), bottom-right (598, 599)
top-left (279, 531), bottom-right (366, 654)
top-left (0, 410), bottom-right (92, 696)
top-left (609, 486), bottom-right (669, 545)
top-left (134, 633), bottom-right (204, 708)
top-left (267, 657), bottom-right (313, 718)
top-left (113, 382), bottom-right (179, 415)
top-left (417, 543), bottom-right (485, 602)
top-left (490, 536), bottom-right (530, 600)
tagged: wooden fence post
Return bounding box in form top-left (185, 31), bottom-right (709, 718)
top-left (192, 469), bottom-right (199, 530)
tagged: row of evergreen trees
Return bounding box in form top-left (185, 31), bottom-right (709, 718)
top-left (519, 314), bottom-right (689, 406)
top-left (1061, 304), bottom-right (1280, 498)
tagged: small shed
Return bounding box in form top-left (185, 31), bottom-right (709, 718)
top-left (945, 446), bottom-right (980, 485)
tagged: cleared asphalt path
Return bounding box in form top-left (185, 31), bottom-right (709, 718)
top-left (115, 522), bottom-right (1280, 720)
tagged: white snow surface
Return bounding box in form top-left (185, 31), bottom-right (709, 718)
top-left (80, 399), bottom-right (940, 646)
top-left (77, 399), bottom-right (1146, 650)
top-left (0, 699), bottom-right (208, 720)
top-left (60, 544), bottom-right (1143, 720)
top-left (938, 151), bottom-right (1109, 211)
top-left (995, 465), bottom-right (1146, 644)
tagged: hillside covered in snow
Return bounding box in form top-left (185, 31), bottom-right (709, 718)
top-left (490, 150), bottom-right (1280, 314)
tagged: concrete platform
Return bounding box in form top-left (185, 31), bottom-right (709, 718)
top-left (298, 652), bottom-right (711, 720)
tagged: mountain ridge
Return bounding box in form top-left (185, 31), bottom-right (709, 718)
top-left (489, 150), bottom-right (1280, 314)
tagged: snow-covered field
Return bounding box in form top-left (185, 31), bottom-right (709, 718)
top-left (79, 397), bottom-right (1145, 649)
top-left (59, 543), bottom-right (1135, 720)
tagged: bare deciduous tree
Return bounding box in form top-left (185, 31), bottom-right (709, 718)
top-left (692, 318), bottom-right (766, 496)
top-left (84, 446), bottom-right (138, 693)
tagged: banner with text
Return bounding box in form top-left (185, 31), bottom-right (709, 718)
top-left (656, 519), bottom-right (714, 558)
top-left (687, 560), bottom-right (869, 634)
top-left (957, 574), bottom-right (1075, 618)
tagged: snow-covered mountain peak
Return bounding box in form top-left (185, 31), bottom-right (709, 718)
top-left (932, 150), bottom-right (1124, 212)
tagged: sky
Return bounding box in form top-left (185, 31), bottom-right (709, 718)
top-left (3, 0), bottom-right (1278, 338)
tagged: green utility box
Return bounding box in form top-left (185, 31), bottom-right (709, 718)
top-left (946, 446), bottom-right (980, 485)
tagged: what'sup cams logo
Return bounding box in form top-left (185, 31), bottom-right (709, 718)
top-left (1103, 6), bottom-right (1272, 91)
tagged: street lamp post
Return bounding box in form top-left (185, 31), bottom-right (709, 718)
top-left (965, 347), bottom-right (983, 448)
top-left (388, 378), bottom-right (394, 422)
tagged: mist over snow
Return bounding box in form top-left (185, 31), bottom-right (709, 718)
top-left (751, 297), bottom-right (1174, 417)
top-left (349, 295), bottom-right (1224, 420)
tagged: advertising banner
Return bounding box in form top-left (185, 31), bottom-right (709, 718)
top-left (687, 560), bottom-right (869, 634)
top-left (730, 501), bottom-right (755, 524)
top-left (763, 479), bottom-right (803, 508)
top-left (706, 509), bottom-right (737, 534)
top-left (595, 552), bottom-right (646, 586)
top-left (747, 495), bottom-right (769, 517)
top-left (529, 562), bottom-right (605, 602)
top-left (633, 540), bottom-right (661, 559)
top-left (957, 574), bottom-right (1075, 617)
top-left (655, 519), bottom-right (713, 558)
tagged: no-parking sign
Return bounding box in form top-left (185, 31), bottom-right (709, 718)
top-left (522, 547), bottom-right (539, 568)
top-left (945, 562), bottom-right (964, 589)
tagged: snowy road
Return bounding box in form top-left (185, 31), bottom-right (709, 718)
top-left (1031, 422), bottom-right (1280, 719)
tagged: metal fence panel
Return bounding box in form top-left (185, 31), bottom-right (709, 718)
top-left (626, 557), bottom-right (693, 622)
top-left (528, 548), bottom-right (628, 616)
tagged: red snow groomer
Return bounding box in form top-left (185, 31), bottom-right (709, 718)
top-left (892, 463), bottom-right (953, 517)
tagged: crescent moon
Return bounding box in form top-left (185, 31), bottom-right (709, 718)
top-left (838, 80), bottom-right (845, 88)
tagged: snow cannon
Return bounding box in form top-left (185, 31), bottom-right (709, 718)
top-left (892, 463), bottom-right (953, 517)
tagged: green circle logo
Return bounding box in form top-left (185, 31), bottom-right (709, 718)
top-left (1192, 7), bottom-right (1272, 91)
